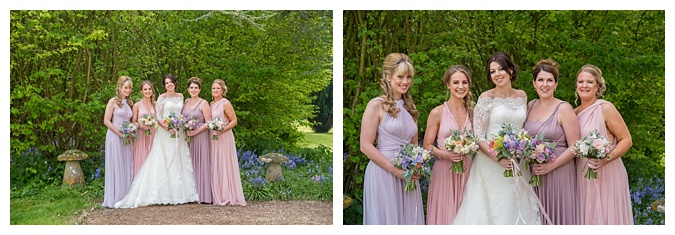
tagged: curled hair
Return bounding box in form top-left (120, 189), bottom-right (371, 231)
top-left (532, 59), bottom-right (559, 82)
top-left (138, 80), bottom-right (156, 104)
top-left (575, 64), bottom-right (607, 105)
top-left (115, 76), bottom-right (133, 108)
top-left (212, 79), bottom-right (228, 98)
top-left (378, 53), bottom-right (419, 121)
top-left (163, 74), bottom-right (177, 88)
top-left (486, 52), bottom-right (518, 84)
top-left (443, 65), bottom-right (475, 126)
top-left (188, 77), bottom-right (202, 89)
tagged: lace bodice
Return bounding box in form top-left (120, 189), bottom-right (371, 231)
top-left (473, 96), bottom-right (527, 142)
top-left (156, 96), bottom-right (184, 119)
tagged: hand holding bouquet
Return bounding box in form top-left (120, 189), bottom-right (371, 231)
top-left (164, 112), bottom-right (185, 138)
top-left (138, 114), bottom-right (158, 136)
top-left (489, 123), bottom-right (533, 177)
top-left (390, 143), bottom-right (432, 191)
top-left (573, 130), bottom-right (614, 179)
top-left (443, 129), bottom-right (479, 174)
top-left (206, 117), bottom-right (226, 140)
top-left (183, 116), bottom-right (199, 142)
top-left (120, 121), bottom-right (138, 145)
top-left (525, 134), bottom-right (557, 187)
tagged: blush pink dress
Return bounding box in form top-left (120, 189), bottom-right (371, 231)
top-left (210, 98), bottom-right (246, 206)
top-left (133, 101), bottom-right (155, 177)
top-left (576, 99), bottom-right (633, 224)
top-left (426, 102), bottom-right (473, 225)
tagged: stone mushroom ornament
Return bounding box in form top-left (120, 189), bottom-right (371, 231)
top-left (57, 149), bottom-right (89, 186)
top-left (259, 153), bottom-right (289, 182)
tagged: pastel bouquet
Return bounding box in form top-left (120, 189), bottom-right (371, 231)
top-left (390, 143), bottom-right (432, 191)
top-left (573, 130), bottom-right (614, 179)
top-left (206, 117), bottom-right (226, 140)
top-left (183, 116), bottom-right (199, 143)
top-left (443, 129), bottom-right (479, 174)
top-left (138, 114), bottom-right (159, 136)
top-left (525, 134), bottom-right (557, 187)
top-left (164, 112), bottom-right (186, 138)
top-left (489, 123), bottom-right (534, 177)
top-left (120, 121), bottom-right (138, 145)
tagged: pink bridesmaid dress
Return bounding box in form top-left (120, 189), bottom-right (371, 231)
top-left (210, 98), bottom-right (246, 206)
top-left (426, 102), bottom-right (473, 225)
top-left (133, 101), bottom-right (155, 177)
top-left (576, 99), bottom-right (633, 224)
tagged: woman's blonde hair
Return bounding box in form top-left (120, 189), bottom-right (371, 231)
top-left (115, 76), bottom-right (133, 108)
top-left (575, 64), bottom-right (606, 105)
top-left (378, 53), bottom-right (419, 121)
top-left (443, 65), bottom-right (474, 126)
top-left (138, 80), bottom-right (156, 104)
top-left (212, 79), bottom-right (228, 98)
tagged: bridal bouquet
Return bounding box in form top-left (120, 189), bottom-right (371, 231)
top-left (120, 121), bottom-right (138, 145)
top-left (525, 134), bottom-right (557, 187)
top-left (489, 123), bottom-right (534, 177)
top-left (391, 143), bottom-right (432, 191)
top-left (183, 116), bottom-right (199, 143)
top-left (164, 112), bottom-right (185, 138)
top-left (573, 129), bottom-right (614, 179)
top-left (444, 129), bottom-right (479, 174)
top-left (206, 117), bottom-right (226, 140)
top-left (138, 114), bottom-right (158, 136)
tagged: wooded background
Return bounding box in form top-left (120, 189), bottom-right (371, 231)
top-left (10, 10), bottom-right (333, 159)
top-left (342, 10), bottom-right (665, 223)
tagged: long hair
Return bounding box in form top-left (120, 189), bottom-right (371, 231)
top-left (443, 65), bottom-right (475, 126)
top-left (115, 76), bottom-right (133, 108)
top-left (378, 53), bottom-right (419, 121)
top-left (138, 80), bottom-right (156, 104)
top-left (574, 64), bottom-right (606, 105)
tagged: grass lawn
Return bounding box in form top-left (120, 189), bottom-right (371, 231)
top-left (298, 125), bottom-right (333, 149)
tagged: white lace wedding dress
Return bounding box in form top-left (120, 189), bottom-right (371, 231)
top-left (114, 96), bottom-right (199, 208)
top-left (452, 96), bottom-right (542, 224)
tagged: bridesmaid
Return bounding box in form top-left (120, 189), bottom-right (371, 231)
top-left (210, 79), bottom-right (246, 206)
top-left (131, 80), bottom-right (156, 177)
top-left (574, 64), bottom-right (633, 224)
top-left (424, 65), bottom-right (474, 225)
top-left (523, 59), bottom-right (580, 225)
top-left (102, 76), bottom-right (134, 208)
top-left (361, 53), bottom-right (423, 225)
top-left (182, 77), bottom-right (213, 204)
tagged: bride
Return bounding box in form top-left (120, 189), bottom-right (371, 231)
top-left (114, 74), bottom-right (199, 208)
top-left (453, 52), bottom-right (542, 224)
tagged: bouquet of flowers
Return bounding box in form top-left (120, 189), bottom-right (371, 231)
top-left (489, 123), bottom-right (534, 177)
top-left (138, 114), bottom-right (159, 136)
top-left (573, 130), bottom-right (614, 179)
top-left (164, 112), bottom-right (186, 138)
top-left (443, 129), bottom-right (480, 174)
top-left (183, 116), bottom-right (199, 143)
top-left (120, 121), bottom-right (138, 145)
top-left (390, 143), bottom-right (432, 191)
top-left (206, 117), bottom-right (226, 140)
top-left (525, 134), bottom-right (557, 187)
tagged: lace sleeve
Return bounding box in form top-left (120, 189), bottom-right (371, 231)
top-left (473, 97), bottom-right (492, 142)
top-left (156, 96), bottom-right (165, 118)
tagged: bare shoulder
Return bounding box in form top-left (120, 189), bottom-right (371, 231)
top-left (478, 89), bottom-right (494, 99)
top-left (514, 89), bottom-right (527, 98)
top-left (600, 100), bottom-right (619, 114)
top-left (107, 97), bottom-right (117, 105)
top-left (429, 104), bottom-right (444, 117)
top-left (157, 93), bottom-right (165, 99)
top-left (557, 101), bottom-right (575, 114)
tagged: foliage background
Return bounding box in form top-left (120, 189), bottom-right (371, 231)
top-left (342, 10), bottom-right (665, 224)
top-left (10, 10), bottom-right (333, 161)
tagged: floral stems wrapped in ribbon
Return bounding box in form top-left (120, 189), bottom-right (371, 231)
top-left (183, 116), bottom-right (199, 143)
top-left (206, 117), bottom-right (226, 140)
top-left (164, 112), bottom-right (185, 138)
top-left (444, 129), bottom-right (479, 174)
top-left (489, 123), bottom-right (533, 177)
top-left (525, 134), bottom-right (557, 187)
top-left (390, 143), bottom-right (432, 191)
top-left (573, 129), bottom-right (614, 179)
top-left (120, 121), bottom-right (138, 145)
top-left (138, 114), bottom-right (158, 136)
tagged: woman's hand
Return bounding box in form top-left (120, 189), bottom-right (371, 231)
top-left (447, 151), bottom-right (465, 163)
top-left (187, 130), bottom-right (197, 137)
top-left (497, 157), bottom-right (513, 170)
top-left (531, 162), bottom-right (554, 175)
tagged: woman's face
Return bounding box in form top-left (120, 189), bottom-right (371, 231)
top-left (141, 83), bottom-right (153, 99)
top-left (121, 81), bottom-right (132, 98)
top-left (489, 61), bottom-right (511, 87)
top-left (164, 78), bottom-right (175, 92)
top-left (188, 83), bottom-right (200, 98)
top-left (211, 83), bottom-right (223, 98)
top-left (448, 72), bottom-right (469, 100)
top-left (533, 71), bottom-right (557, 99)
top-left (387, 67), bottom-right (412, 98)
top-left (576, 71), bottom-right (598, 100)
